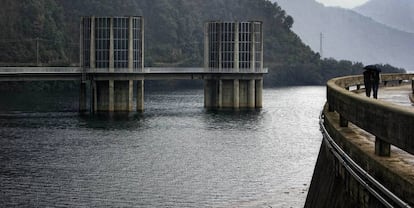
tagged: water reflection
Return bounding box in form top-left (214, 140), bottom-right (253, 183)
top-left (0, 87), bottom-right (325, 207)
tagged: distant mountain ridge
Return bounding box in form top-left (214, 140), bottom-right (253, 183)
top-left (354, 0), bottom-right (414, 33)
top-left (276, 0), bottom-right (414, 71)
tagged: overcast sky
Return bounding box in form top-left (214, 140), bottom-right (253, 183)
top-left (315, 0), bottom-right (370, 8)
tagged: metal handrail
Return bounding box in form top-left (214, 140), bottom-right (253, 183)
top-left (319, 112), bottom-right (411, 208)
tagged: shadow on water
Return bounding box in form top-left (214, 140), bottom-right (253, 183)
top-left (0, 88), bottom-right (266, 132)
top-left (78, 112), bottom-right (148, 130)
top-left (203, 108), bottom-right (264, 131)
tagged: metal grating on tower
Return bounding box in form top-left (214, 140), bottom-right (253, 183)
top-left (80, 16), bottom-right (144, 72)
top-left (204, 21), bottom-right (263, 72)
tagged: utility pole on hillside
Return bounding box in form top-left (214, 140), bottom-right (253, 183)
top-left (320, 33), bottom-right (323, 58)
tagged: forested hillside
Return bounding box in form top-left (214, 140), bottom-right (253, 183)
top-left (0, 0), bottom-right (405, 88)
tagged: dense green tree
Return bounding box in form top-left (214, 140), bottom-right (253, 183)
top-left (0, 0), bottom-right (67, 65)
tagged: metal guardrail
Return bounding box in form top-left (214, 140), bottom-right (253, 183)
top-left (327, 74), bottom-right (414, 155)
top-left (319, 112), bottom-right (411, 208)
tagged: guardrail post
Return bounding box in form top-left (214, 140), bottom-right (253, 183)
top-left (340, 114), bottom-right (348, 127)
top-left (356, 85), bottom-right (360, 90)
top-left (375, 136), bottom-right (390, 157)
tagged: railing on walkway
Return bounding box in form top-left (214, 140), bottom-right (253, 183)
top-left (320, 113), bottom-right (411, 208)
top-left (327, 73), bottom-right (414, 156)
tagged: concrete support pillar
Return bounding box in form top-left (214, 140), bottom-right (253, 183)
top-left (204, 80), bottom-right (209, 107)
top-left (112, 80), bottom-right (134, 111)
top-left (204, 80), bottom-right (212, 108)
top-left (218, 80), bottom-right (223, 108)
top-left (233, 79), bottom-right (239, 109)
top-left (204, 79), bottom-right (262, 109)
top-left (375, 137), bottom-right (391, 157)
top-left (109, 80), bottom-right (114, 112)
top-left (137, 80), bottom-right (144, 111)
top-left (239, 80), bottom-right (248, 108)
top-left (92, 80), bottom-right (133, 112)
top-left (255, 79), bottom-right (263, 108)
top-left (340, 114), bottom-right (348, 127)
top-left (92, 80), bottom-right (97, 112)
top-left (204, 80), bottom-right (220, 108)
top-left (128, 80), bottom-right (134, 111)
top-left (79, 82), bottom-right (87, 112)
top-left (248, 79), bottom-right (255, 108)
top-left (221, 80), bottom-right (231, 108)
top-left (96, 81), bottom-right (109, 111)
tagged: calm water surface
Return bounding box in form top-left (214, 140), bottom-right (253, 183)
top-left (0, 87), bottom-right (326, 207)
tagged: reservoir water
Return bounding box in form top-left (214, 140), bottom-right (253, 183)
top-left (0, 86), bottom-right (326, 207)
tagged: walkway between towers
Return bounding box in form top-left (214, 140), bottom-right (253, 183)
top-left (0, 66), bottom-right (268, 112)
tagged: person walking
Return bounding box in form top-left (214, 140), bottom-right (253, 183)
top-left (372, 69), bottom-right (380, 99)
top-left (363, 65), bottom-right (381, 99)
top-left (363, 69), bottom-right (372, 97)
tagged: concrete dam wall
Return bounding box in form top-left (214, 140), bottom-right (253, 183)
top-left (306, 74), bottom-right (414, 208)
top-left (306, 106), bottom-right (414, 207)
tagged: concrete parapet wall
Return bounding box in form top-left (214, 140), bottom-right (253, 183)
top-left (306, 105), bottom-right (414, 207)
top-left (327, 73), bottom-right (414, 155)
top-left (314, 73), bottom-right (414, 207)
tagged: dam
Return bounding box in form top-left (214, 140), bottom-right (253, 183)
top-left (306, 74), bottom-right (414, 207)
